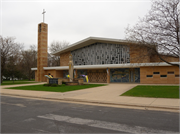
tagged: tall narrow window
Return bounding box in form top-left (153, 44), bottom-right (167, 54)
top-left (39, 24), bottom-right (41, 32)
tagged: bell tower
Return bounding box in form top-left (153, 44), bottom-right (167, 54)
top-left (37, 22), bottom-right (48, 82)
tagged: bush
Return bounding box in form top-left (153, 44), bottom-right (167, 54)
top-left (43, 84), bottom-right (49, 86)
top-left (44, 83), bottom-right (58, 87)
top-left (62, 81), bottom-right (66, 84)
top-left (51, 83), bottom-right (58, 87)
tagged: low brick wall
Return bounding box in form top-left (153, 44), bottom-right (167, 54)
top-left (48, 78), bottom-right (84, 85)
top-left (65, 82), bottom-right (79, 86)
top-left (140, 66), bottom-right (179, 84)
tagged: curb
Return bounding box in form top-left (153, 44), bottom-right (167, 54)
top-left (1, 93), bottom-right (179, 112)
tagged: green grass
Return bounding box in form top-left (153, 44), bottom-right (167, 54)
top-left (1, 81), bottom-right (38, 85)
top-left (121, 85), bottom-right (179, 98)
top-left (5, 84), bottom-right (106, 92)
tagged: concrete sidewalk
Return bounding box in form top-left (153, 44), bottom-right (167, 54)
top-left (1, 83), bottom-right (179, 112)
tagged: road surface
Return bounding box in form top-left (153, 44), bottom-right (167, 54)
top-left (1, 95), bottom-right (179, 133)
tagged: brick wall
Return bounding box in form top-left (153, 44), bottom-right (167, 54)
top-left (45, 70), bottom-right (63, 82)
top-left (150, 54), bottom-right (179, 62)
top-left (37, 23), bottom-right (48, 82)
top-left (60, 51), bottom-right (70, 66)
top-left (140, 66), bottom-right (179, 84)
top-left (45, 70), bottom-right (56, 82)
top-left (130, 45), bottom-right (150, 63)
top-left (56, 70), bottom-right (63, 78)
top-left (46, 70), bottom-right (56, 76)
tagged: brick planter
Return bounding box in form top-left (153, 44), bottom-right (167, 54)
top-left (65, 82), bottom-right (79, 86)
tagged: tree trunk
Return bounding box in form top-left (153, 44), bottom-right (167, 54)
top-left (28, 71), bottom-right (31, 81)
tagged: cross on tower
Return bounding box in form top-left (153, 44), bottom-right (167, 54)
top-left (42, 9), bottom-right (46, 23)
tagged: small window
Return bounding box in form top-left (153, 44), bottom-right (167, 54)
top-left (147, 75), bottom-right (153, 77)
top-left (39, 24), bottom-right (41, 32)
top-left (175, 75), bottom-right (180, 77)
top-left (161, 75), bottom-right (167, 77)
top-left (153, 72), bottom-right (160, 74)
top-left (168, 71), bottom-right (174, 74)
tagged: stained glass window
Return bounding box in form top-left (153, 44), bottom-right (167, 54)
top-left (71, 42), bottom-right (130, 65)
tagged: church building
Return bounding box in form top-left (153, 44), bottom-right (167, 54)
top-left (31, 22), bottom-right (179, 84)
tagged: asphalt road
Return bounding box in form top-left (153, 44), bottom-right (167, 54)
top-left (1, 95), bottom-right (179, 133)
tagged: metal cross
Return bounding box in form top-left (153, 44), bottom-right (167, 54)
top-left (42, 9), bottom-right (46, 23)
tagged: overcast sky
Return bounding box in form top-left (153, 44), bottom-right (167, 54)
top-left (1, 0), bottom-right (152, 50)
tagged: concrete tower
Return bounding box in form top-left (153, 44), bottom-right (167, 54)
top-left (37, 22), bottom-right (48, 82)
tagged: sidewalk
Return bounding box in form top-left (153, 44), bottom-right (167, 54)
top-left (1, 83), bottom-right (179, 112)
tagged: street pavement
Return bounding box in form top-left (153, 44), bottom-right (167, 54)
top-left (1, 82), bottom-right (179, 112)
top-left (1, 96), bottom-right (179, 133)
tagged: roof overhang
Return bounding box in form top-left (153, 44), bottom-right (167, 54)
top-left (31, 62), bottom-right (180, 71)
top-left (31, 68), bottom-right (37, 71)
top-left (52, 37), bottom-right (131, 56)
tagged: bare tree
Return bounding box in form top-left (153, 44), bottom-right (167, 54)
top-left (48, 41), bottom-right (69, 66)
top-left (6, 55), bottom-right (18, 82)
top-left (0, 36), bottom-right (24, 83)
top-left (125, 0), bottom-right (180, 67)
top-left (20, 45), bottom-right (37, 80)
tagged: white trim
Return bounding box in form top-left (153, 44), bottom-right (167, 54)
top-left (31, 62), bottom-right (180, 71)
top-left (31, 68), bottom-right (37, 71)
top-left (52, 37), bottom-right (129, 56)
top-left (44, 66), bottom-right (69, 70)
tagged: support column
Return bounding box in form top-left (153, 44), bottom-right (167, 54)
top-left (74, 69), bottom-right (78, 78)
top-left (107, 68), bottom-right (110, 83)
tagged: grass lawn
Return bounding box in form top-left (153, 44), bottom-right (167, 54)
top-left (5, 84), bottom-right (106, 92)
top-left (1, 81), bottom-right (38, 85)
top-left (121, 85), bottom-right (179, 98)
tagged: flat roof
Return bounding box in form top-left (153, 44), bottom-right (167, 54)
top-left (31, 62), bottom-right (180, 71)
top-left (52, 37), bottom-right (131, 56)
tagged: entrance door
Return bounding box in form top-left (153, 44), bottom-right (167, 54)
top-left (110, 68), bottom-right (130, 82)
top-left (110, 68), bottom-right (140, 83)
top-left (134, 68), bottom-right (140, 82)
top-left (130, 69), bottom-right (134, 82)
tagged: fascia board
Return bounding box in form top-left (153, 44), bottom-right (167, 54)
top-left (32, 62), bottom-right (180, 71)
top-left (43, 66), bottom-right (69, 70)
top-left (52, 37), bottom-right (130, 56)
top-left (31, 68), bottom-right (37, 71)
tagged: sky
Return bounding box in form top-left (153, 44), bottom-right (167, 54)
top-left (1, 0), bottom-right (152, 50)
